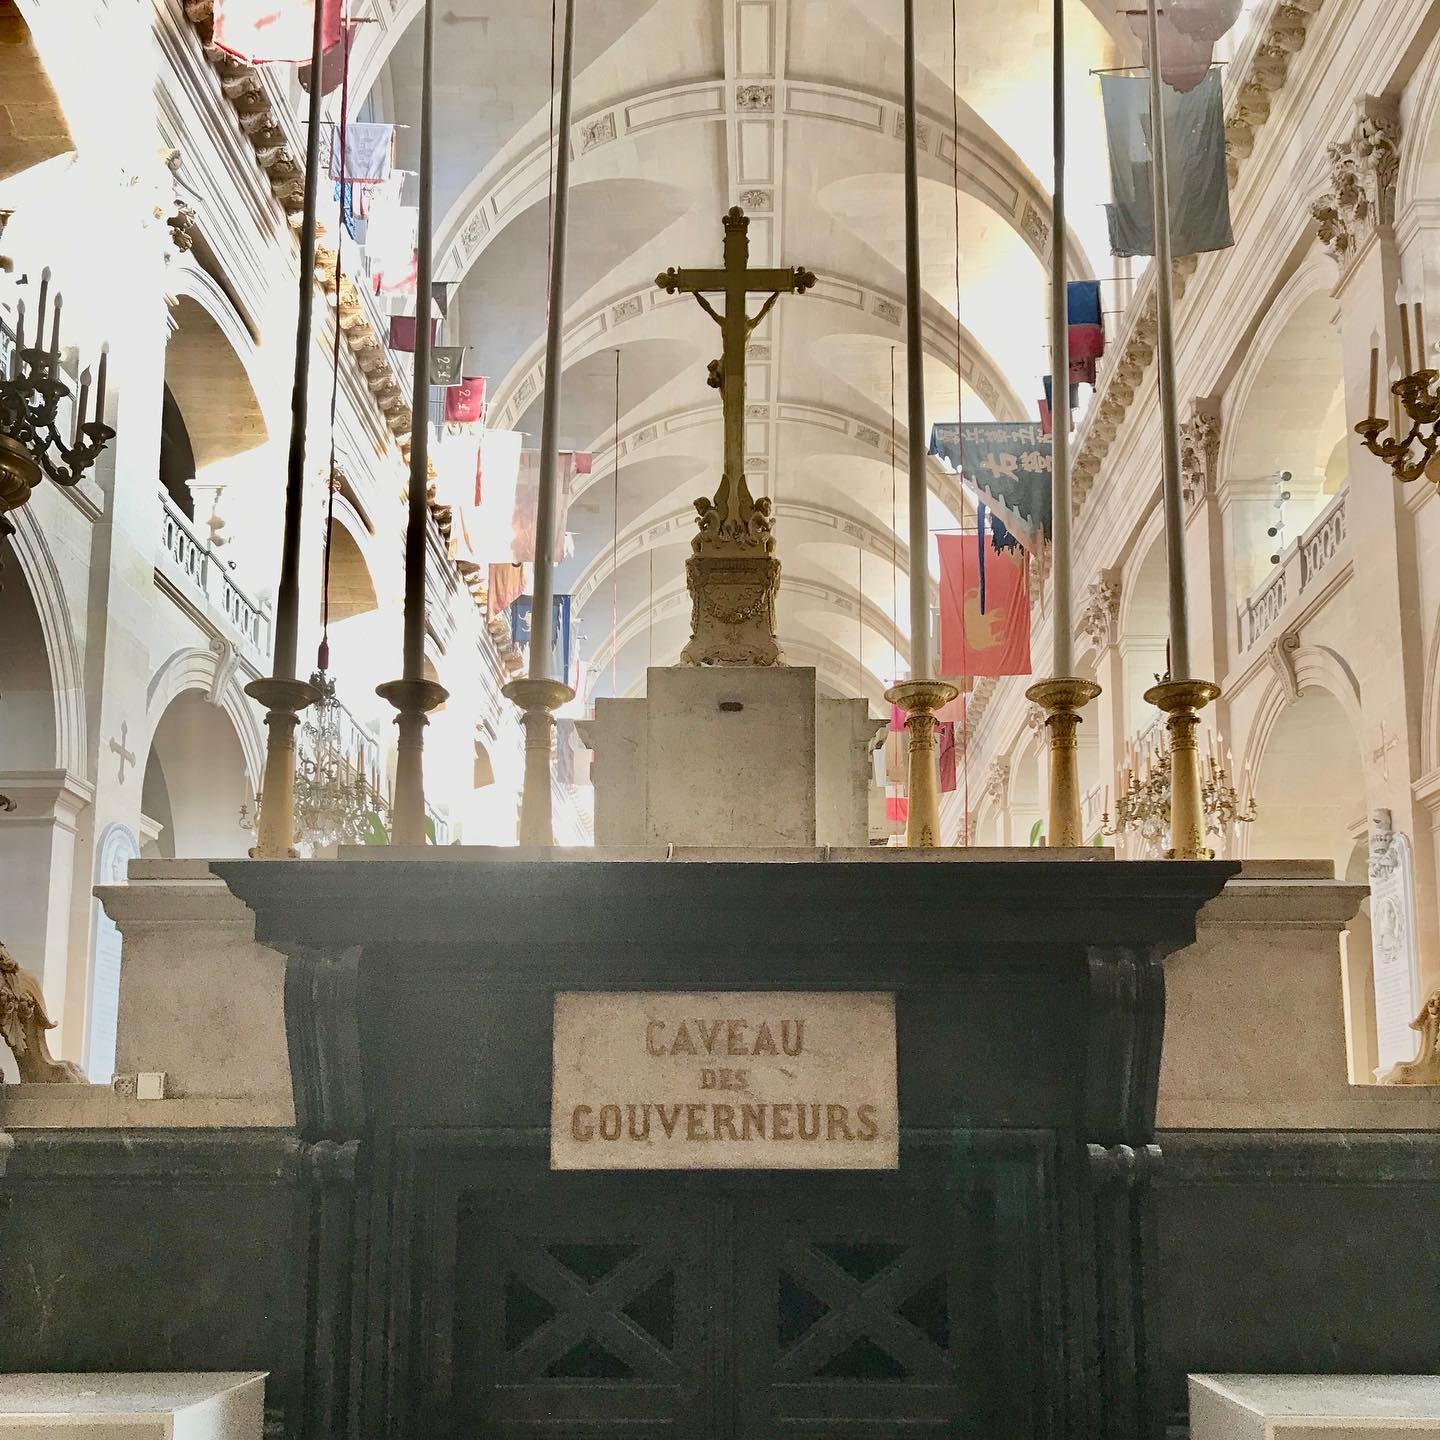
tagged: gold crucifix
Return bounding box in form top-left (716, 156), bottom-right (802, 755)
top-left (656, 207), bottom-right (815, 531)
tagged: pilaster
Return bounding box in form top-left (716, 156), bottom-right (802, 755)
top-left (1321, 94), bottom-right (1440, 989)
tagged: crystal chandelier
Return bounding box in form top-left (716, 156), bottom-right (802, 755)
top-left (1104, 724), bottom-right (1256, 855)
top-left (1, 269), bottom-right (113, 536)
top-left (240, 672), bottom-right (390, 850)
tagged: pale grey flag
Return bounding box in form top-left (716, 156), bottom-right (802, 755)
top-left (1101, 69), bottom-right (1233, 260)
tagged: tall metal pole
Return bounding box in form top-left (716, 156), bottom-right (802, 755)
top-left (504, 0), bottom-right (579, 847)
top-left (1141, 0), bottom-right (1220, 859)
top-left (902, 0), bottom-right (928, 682)
top-left (243, 0), bottom-right (328, 857)
top-left (378, 0), bottom-right (448, 846)
top-left (1027, 0), bottom-right (1099, 848)
top-left (886, 0), bottom-right (956, 848)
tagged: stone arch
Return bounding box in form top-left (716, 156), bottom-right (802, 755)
top-left (145, 644), bottom-right (265, 792)
top-left (1221, 261), bottom-right (1348, 603)
top-left (0, 2), bottom-right (73, 184)
top-left (1241, 649), bottom-right (1365, 871)
top-left (1399, 27), bottom-right (1440, 210)
top-left (161, 266), bottom-right (277, 574)
top-left (1, 508), bottom-right (85, 774)
top-left (1117, 516), bottom-right (1170, 737)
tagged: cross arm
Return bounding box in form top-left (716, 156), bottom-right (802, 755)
top-left (655, 266), bottom-right (726, 294)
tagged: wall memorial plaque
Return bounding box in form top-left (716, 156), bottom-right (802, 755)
top-left (551, 991), bottom-right (898, 1170)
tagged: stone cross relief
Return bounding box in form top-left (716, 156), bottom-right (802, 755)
top-left (656, 207), bottom-right (815, 542)
top-left (110, 722), bottom-right (137, 784)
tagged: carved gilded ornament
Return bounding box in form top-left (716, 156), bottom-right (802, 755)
top-left (0, 939), bottom-right (85, 1084)
top-left (1311, 95), bottom-right (1401, 273)
top-left (985, 757), bottom-right (1011, 802)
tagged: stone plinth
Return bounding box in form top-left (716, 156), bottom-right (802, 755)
top-left (580, 666), bottom-right (883, 847)
top-left (1189, 1375), bottom-right (1440, 1438)
top-left (1159, 861), bottom-right (1440, 1129)
top-left (0, 1373), bottom-right (266, 1440)
top-left (87, 859), bottom-right (293, 1125)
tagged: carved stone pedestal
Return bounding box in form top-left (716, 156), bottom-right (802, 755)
top-left (682, 550), bottom-right (782, 666)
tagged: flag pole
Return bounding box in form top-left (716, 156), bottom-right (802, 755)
top-left (885, 0), bottom-right (957, 849)
top-left (243, 0), bottom-right (329, 858)
top-left (1027, 0), bottom-right (1100, 848)
top-left (503, 0), bottom-right (578, 848)
top-left (378, 0), bottom-right (449, 846)
top-left (1140, 0), bottom-right (1219, 859)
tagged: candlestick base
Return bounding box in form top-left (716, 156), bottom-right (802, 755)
top-left (244, 675), bottom-right (324, 858)
top-left (1026, 677), bottom-right (1103, 849)
top-left (503, 677), bottom-right (576, 847)
top-left (1144, 678), bottom-right (1221, 861)
top-left (885, 679), bottom-right (959, 848)
top-left (377, 677), bottom-right (450, 847)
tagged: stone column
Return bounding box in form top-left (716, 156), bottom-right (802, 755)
top-left (1316, 95), bottom-right (1440, 992)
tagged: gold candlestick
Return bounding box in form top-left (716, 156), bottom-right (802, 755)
top-left (1026, 677), bottom-right (1103, 848)
top-left (503, 677), bottom-right (576, 846)
top-left (885, 679), bottom-right (959, 848)
top-left (1144, 678), bottom-right (1221, 860)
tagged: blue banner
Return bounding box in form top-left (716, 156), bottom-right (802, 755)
top-left (928, 422), bottom-right (1053, 547)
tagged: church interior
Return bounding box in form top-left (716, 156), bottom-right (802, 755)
top-left (3, 0), bottom-right (1440, 1435)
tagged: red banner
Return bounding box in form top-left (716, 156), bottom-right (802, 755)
top-left (445, 376), bottom-right (486, 424)
top-left (213, 0), bottom-right (341, 65)
top-left (937, 533), bottom-right (1031, 678)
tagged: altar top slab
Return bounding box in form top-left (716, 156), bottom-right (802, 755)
top-left (213, 852), bottom-right (1238, 955)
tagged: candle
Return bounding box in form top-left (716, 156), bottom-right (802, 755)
top-left (34, 268), bottom-right (49, 354)
top-left (1369, 332), bottom-right (1380, 418)
top-left (14, 297), bottom-right (24, 352)
top-left (1400, 299), bottom-right (1414, 376)
top-left (1417, 301), bottom-right (1427, 368)
top-left (75, 368), bottom-right (90, 438)
top-left (49, 293), bottom-right (61, 356)
top-left (94, 342), bottom-right (108, 422)
top-left (1391, 359), bottom-right (1403, 435)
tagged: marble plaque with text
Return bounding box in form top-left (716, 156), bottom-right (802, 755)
top-left (551, 991), bottom-right (898, 1170)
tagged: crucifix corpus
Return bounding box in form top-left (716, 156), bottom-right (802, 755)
top-left (656, 206), bottom-right (815, 665)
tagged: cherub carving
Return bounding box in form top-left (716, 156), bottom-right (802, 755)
top-left (1380, 989), bottom-right (1440, 1085)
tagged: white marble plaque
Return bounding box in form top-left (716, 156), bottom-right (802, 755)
top-left (1369, 810), bottom-right (1423, 1075)
top-left (551, 991), bottom-right (898, 1170)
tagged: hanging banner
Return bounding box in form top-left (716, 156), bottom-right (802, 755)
top-left (212, 0), bottom-right (340, 65)
top-left (430, 347), bottom-right (466, 386)
top-left (937, 533), bottom-right (1031, 678)
top-left (445, 375), bottom-right (486, 424)
top-left (937, 720), bottom-right (957, 794)
top-left (1101, 70), bottom-right (1233, 259)
top-left (388, 314), bottom-right (439, 353)
top-left (328, 123), bottom-right (395, 185)
top-left (487, 562), bottom-right (528, 619)
top-left (929, 422), bottom-right (1053, 547)
top-left (510, 450), bottom-right (589, 564)
top-left (299, 18), bottom-right (356, 94)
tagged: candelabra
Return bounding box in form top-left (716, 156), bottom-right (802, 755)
top-left (240, 672), bottom-right (391, 850)
top-left (0, 269), bottom-right (113, 535)
top-left (1356, 293), bottom-right (1440, 486)
top-left (1105, 725), bottom-right (1256, 856)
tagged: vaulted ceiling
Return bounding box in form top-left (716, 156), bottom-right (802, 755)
top-left (351, 0), bottom-right (1127, 703)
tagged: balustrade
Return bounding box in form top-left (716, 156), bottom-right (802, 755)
top-left (157, 489), bottom-right (271, 657)
top-left (1236, 486), bottom-right (1348, 654)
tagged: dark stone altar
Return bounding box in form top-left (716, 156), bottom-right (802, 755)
top-left (216, 851), bottom-right (1231, 1440)
top-left (5, 853), bottom-right (1439, 1440)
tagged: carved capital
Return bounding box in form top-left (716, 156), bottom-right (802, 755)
top-left (1078, 569), bottom-right (1122, 652)
top-left (1312, 94), bottom-right (1401, 273)
top-left (1180, 399), bottom-right (1222, 512)
top-left (985, 757), bottom-right (1011, 802)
